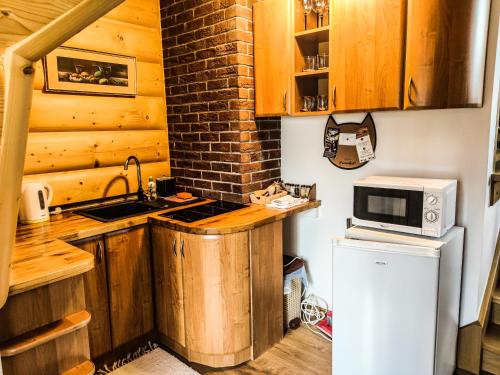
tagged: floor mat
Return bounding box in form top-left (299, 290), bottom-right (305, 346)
top-left (100, 348), bottom-right (200, 375)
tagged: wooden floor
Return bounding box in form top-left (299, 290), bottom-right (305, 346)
top-left (192, 326), bottom-right (332, 375)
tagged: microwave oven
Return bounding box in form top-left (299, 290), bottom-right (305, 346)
top-left (352, 176), bottom-right (457, 238)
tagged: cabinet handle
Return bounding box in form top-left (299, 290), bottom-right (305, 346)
top-left (96, 241), bottom-right (103, 264)
top-left (172, 238), bottom-right (177, 257)
top-left (180, 239), bottom-right (185, 258)
top-left (283, 90), bottom-right (287, 112)
top-left (407, 76), bottom-right (414, 105)
top-left (332, 85), bottom-right (336, 108)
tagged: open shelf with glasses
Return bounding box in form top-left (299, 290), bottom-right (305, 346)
top-left (292, 0), bottom-right (331, 116)
top-left (294, 0), bottom-right (329, 33)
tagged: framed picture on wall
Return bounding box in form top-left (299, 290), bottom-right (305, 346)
top-left (43, 47), bottom-right (137, 97)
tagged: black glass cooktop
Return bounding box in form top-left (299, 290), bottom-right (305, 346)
top-left (161, 200), bottom-right (248, 223)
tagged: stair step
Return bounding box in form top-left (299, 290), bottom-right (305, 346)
top-left (0, 310), bottom-right (91, 357)
top-left (484, 324), bottom-right (500, 355)
top-left (493, 284), bottom-right (500, 304)
top-left (483, 349), bottom-right (500, 375)
top-left (62, 360), bottom-right (95, 375)
top-left (492, 285), bottom-right (500, 326)
top-left (483, 325), bottom-right (500, 374)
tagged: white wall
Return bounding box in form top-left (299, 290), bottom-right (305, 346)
top-left (282, 3), bottom-right (500, 326)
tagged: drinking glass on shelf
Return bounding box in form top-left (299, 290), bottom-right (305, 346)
top-left (301, 96), bottom-right (315, 112)
top-left (313, 0), bottom-right (327, 27)
top-left (303, 56), bottom-right (316, 71)
top-left (317, 95), bottom-right (328, 111)
top-left (317, 53), bottom-right (329, 69)
top-left (302, 0), bottom-right (313, 30)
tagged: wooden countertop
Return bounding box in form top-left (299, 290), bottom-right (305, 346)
top-left (11, 199), bottom-right (320, 296)
top-left (148, 200), bottom-right (321, 235)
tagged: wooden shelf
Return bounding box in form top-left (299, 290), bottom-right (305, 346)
top-left (0, 310), bottom-right (91, 357)
top-left (495, 150), bottom-right (500, 164)
top-left (62, 361), bottom-right (95, 375)
top-left (294, 26), bottom-right (330, 43)
top-left (292, 110), bottom-right (331, 117)
top-left (295, 69), bottom-right (329, 78)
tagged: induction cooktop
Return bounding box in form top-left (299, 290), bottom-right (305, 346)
top-left (160, 200), bottom-right (248, 223)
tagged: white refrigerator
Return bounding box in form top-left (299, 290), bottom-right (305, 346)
top-left (332, 226), bottom-right (464, 375)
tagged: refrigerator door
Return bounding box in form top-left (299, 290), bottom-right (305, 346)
top-left (333, 238), bottom-right (440, 375)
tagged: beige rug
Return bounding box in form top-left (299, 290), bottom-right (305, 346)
top-left (102, 348), bottom-right (199, 375)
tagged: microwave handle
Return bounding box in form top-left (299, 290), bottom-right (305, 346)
top-left (346, 218), bottom-right (353, 229)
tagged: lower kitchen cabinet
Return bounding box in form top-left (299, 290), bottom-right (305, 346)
top-left (152, 223), bottom-right (281, 367)
top-left (151, 227), bottom-right (186, 351)
top-left (71, 225), bottom-right (154, 358)
top-left (105, 226), bottom-right (155, 348)
top-left (70, 235), bottom-right (112, 359)
top-left (182, 231), bottom-right (251, 367)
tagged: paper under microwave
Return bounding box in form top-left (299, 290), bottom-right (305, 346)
top-left (352, 176), bottom-right (457, 237)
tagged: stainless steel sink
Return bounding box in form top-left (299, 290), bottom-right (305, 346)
top-left (75, 201), bottom-right (164, 222)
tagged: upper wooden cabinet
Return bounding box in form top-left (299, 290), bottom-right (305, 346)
top-left (330, 0), bottom-right (406, 112)
top-left (253, 0), bottom-right (490, 115)
top-left (404, 0), bottom-right (490, 109)
top-left (253, 0), bottom-right (292, 116)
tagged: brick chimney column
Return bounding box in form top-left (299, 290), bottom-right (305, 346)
top-left (161, 0), bottom-right (281, 203)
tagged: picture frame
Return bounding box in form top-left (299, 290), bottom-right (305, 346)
top-left (43, 47), bottom-right (137, 97)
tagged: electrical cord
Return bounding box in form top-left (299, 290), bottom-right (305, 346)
top-left (300, 293), bottom-right (332, 342)
top-left (283, 256), bottom-right (299, 268)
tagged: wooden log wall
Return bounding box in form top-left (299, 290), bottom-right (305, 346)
top-left (0, 0), bottom-right (170, 207)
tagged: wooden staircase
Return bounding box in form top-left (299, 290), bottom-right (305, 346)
top-left (483, 286), bottom-right (500, 374)
top-left (458, 232), bottom-right (500, 374)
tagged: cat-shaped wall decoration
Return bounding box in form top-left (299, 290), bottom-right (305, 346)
top-left (323, 113), bottom-right (377, 170)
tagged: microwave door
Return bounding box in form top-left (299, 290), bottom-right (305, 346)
top-left (353, 187), bottom-right (423, 229)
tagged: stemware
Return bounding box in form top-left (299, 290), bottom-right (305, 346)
top-left (313, 0), bottom-right (327, 27)
top-left (302, 0), bottom-right (313, 30)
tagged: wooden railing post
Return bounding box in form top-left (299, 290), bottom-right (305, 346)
top-left (0, 0), bottom-right (125, 309)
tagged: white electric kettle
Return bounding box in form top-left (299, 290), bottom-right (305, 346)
top-left (19, 182), bottom-right (53, 224)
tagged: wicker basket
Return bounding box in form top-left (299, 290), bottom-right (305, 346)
top-left (284, 277), bottom-right (302, 331)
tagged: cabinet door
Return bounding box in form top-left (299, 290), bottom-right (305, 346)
top-left (404, 0), bottom-right (490, 109)
top-left (71, 236), bottom-right (112, 359)
top-left (330, 0), bottom-right (405, 112)
top-left (151, 226), bottom-right (186, 349)
top-left (105, 225), bottom-right (154, 348)
top-left (181, 232), bottom-right (251, 367)
top-left (253, 0), bottom-right (292, 116)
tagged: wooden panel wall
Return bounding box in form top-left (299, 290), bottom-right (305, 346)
top-left (0, 0), bottom-right (170, 207)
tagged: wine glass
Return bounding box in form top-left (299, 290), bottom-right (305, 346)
top-left (313, 0), bottom-right (327, 27)
top-left (302, 0), bottom-right (313, 30)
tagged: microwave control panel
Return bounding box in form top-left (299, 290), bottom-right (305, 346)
top-left (422, 191), bottom-right (443, 236)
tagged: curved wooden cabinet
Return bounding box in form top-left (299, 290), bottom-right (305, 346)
top-left (152, 222), bottom-right (283, 367)
top-left (152, 227), bottom-right (252, 367)
top-left (404, 0), bottom-right (490, 109)
top-left (183, 232), bottom-right (251, 367)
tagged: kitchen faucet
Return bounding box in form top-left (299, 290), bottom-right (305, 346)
top-left (124, 156), bottom-right (144, 201)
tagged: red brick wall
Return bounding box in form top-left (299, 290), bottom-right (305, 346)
top-left (160, 0), bottom-right (281, 203)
